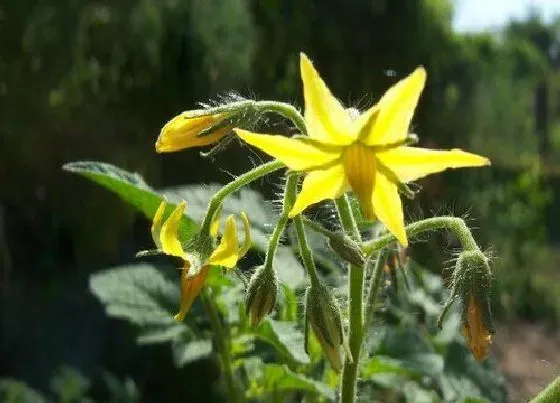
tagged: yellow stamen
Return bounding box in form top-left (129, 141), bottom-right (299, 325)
top-left (343, 142), bottom-right (376, 219)
top-left (174, 264), bottom-right (211, 322)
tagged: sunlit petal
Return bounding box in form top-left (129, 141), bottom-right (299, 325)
top-left (210, 204), bottom-right (223, 239)
top-left (300, 53), bottom-right (354, 145)
top-left (289, 163), bottom-right (347, 217)
top-left (235, 129), bottom-right (341, 171)
top-left (156, 113), bottom-right (229, 153)
top-left (238, 212), bottom-right (252, 257)
top-left (364, 67), bottom-right (426, 146)
top-left (372, 172), bottom-right (407, 247)
top-left (343, 143), bottom-right (376, 219)
top-left (377, 146), bottom-right (490, 183)
top-left (151, 201), bottom-right (167, 248)
top-left (160, 201), bottom-right (188, 259)
top-left (208, 215), bottom-right (239, 268)
top-left (174, 265), bottom-right (210, 321)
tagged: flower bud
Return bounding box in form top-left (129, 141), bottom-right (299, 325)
top-left (304, 283), bottom-right (347, 372)
top-left (245, 265), bottom-right (278, 327)
top-left (440, 250), bottom-right (494, 361)
top-left (327, 233), bottom-right (365, 266)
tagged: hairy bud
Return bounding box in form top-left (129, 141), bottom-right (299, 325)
top-left (245, 265), bottom-right (278, 327)
top-left (439, 250), bottom-right (494, 361)
top-left (304, 283), bottom-right (348, 372)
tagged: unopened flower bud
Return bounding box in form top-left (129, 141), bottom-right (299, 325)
top-left (327, 233), bottom-right (365, 266)
top-left (440, 250), bottom-right (494, 361)
top-left (304, 283), bottom-right (348, 372)
top-left (245, 265), bottom-right (278, 327)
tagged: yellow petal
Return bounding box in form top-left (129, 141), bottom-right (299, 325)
top-left (371, 172), bottom-right (407, 247)
top-left (238, 212), bottom-right (252, 257)
top-left (300, 53), bottom-right (354, 145)
top-left (377, 146), bottom-right (491, 183)
top-left (208, 215), bottom-right (239, 268)
top-left (156, 112), bottom-right (229, 152)
top-left (364, 67), bottom-right (426, 146)
top-left (289, 163), bottom-right (347, 217)
top-left (151, 201), bottom-right (167, 248)
top-left (342, 142), bottom-right (376, 219)
top-left (160, 201), bottom-right (188, 259)
top-left (174, 265), bottom-right (210, 321)
top-left (210, 204), bottom-right (223, 239)
top-left (235, 129), bottom-right (341, 171)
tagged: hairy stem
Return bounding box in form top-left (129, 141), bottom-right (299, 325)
top-left (364, 251), bottom-right (387, 329)
top-left (530, 376), bottom-right (560, 403)
top-left (335, 195), bottom-right (363, 403)
top-left (201, 289), bottom-right (242, 403)
top-left (362, 216), bottom-right (479, 255)
top-left (254, 101), bottom-right (307, 134)
top-left (200, 160), bottom-right (284, 234)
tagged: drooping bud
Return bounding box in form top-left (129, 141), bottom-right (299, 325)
top-left (245, 265), bottom-right (278, 326)
top-left (326, 233), bottom-right (365, 267)
top-left (304, 283), bottom-right (348, 372)
top-left (439, 250), bottom-right (494, 361)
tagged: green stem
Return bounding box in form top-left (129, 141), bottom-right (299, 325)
top-left (201, 289), bottom-right (242, 403)
top-left (530, 376), bottom-right (560, 403)
top-left (264, 174), bottom-right (298, 268)
top-left (254, 101), bottom-right (307, 134)
top-left (364, 251), bottom-right (387, 329)
top-left (335, 195), bottom-right (364, 403)
top-left (362, 216), bottom-right (479, 256)
top-left (200, 160), bottom-right (284, 234)
top-left (290, 176), bottom-right (321, 286)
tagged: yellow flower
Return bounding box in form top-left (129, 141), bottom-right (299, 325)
top-left (461, 296), bottom-right (493, 361)
top-left (151, 200), bottom-right (251, 320)
top-left (235, 53), bottom-right (490, 246)
top-left (156, 111), bottom-right (231, 153)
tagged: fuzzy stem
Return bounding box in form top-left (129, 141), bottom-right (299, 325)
top-left (200, 160), bottom-right (284, 234)
top-left (364, 251), bottom-right (387, 329)
top-left (264, 174), bottom-right (298, 268)
top-left (335, 195), bottom-right (363, 403)
top-left (362, 216), bottom-right (479, 256)
top-left (254, 101), bottom-right (307, 134)
top-left (201, 289), bottom-right (242, 403)
top-left (530, 376), bottom-right (560, 403)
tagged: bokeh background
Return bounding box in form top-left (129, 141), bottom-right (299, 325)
top-left (1, 0), bottom-right (559, 402)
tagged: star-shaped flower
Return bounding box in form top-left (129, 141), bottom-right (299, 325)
top-left (235, 53), bottom-right (490, 246)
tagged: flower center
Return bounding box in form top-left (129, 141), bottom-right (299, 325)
top-left (342, 142), bottom-right (376, 219)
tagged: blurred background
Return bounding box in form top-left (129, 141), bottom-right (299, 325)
top-left (1, 0), bottom-right (559, 402)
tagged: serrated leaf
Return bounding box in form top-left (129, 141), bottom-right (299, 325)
top-left (136, 325), bottom-right (186, 345)
top-left (63, 161), bottom-right (197, 242)
top-left (361, 354), bottom-right (444, 381)
top-left (245, 361), bottom-right (334, 400)
top-left (89, 264), bottom-right (181, 327)
top-left (254, 319), bottom-right (309, 364)
top-left (172, 339), bottom-right (213, 366)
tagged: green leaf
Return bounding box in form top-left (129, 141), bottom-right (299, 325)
top-left (63, 161), bottom-right (198, 241)
top-left (0, 380), bottom-right (47, 403)
top-left (254, 319), bottom-right (310, 364)
top-left (245, 360), bottom-right (334, 400)
top-left (172, 339), bottom-right (213, 366)
top-left (89, 263), bottom-right (182, 328)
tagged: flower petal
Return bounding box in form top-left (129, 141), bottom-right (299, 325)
top-left (377, 146), bottom-right (490, 183)
top-left (300, 53), bottom-right (354, 145)
top-left (160, 201), bottom-right (188, 259)
top-left (235, 129), bottom-right (341, 171)
top-left (364, 67), bottom-right (426, 146)
top-left (372, 172), bottom-right (407, 247)
top-left (156, 113), bottom-right (229, 152)
top-left (289, 163), bottom-right (347, 217)
top-left (208, 215), bottom-right (239, 268)
top-left (151, 201), bottom-right (167, 248)
top-left (174, 265), bottom-right (210, 321)
top-left (238, 212), bottom-right (252, 257)
top-left (210, 204), bottom-right (222, 239)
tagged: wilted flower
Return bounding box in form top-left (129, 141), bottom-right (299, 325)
top-left (245, 265), bottom-right (278, 327)
top-left (151, 200), bottom-right (251, 321)
top-left (235, 53), bottom-right (490, 246)
top-left (461, 295), bottom-right (493, 361)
